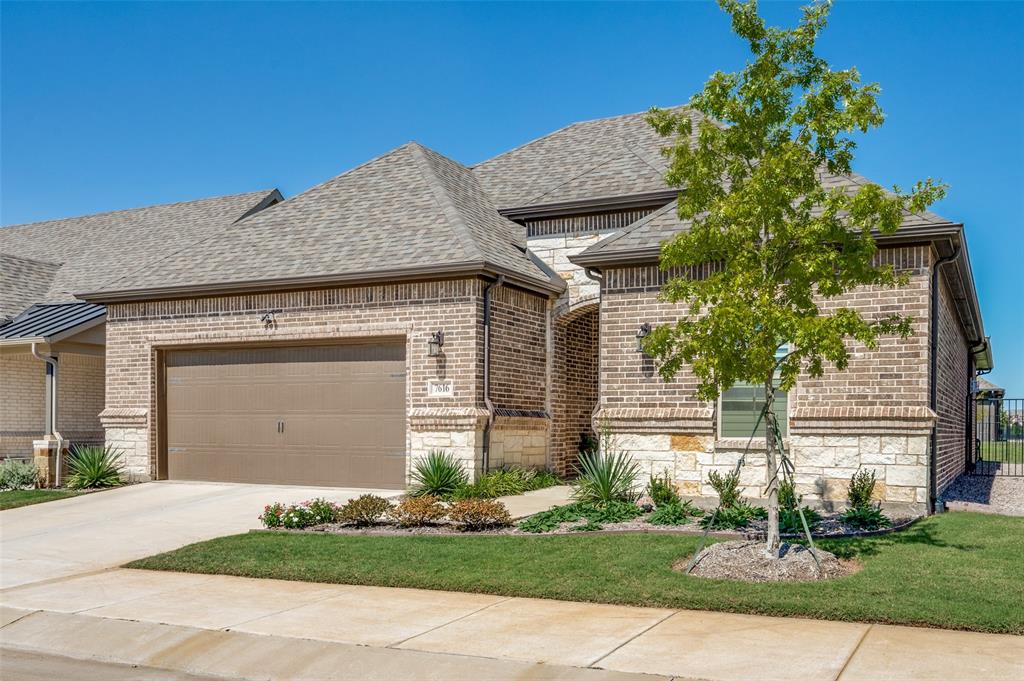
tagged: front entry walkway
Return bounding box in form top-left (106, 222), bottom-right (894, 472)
top-left (2, 569), bottom-right (1021, 681)
top-left (0, 481), bottom-right (399, 589)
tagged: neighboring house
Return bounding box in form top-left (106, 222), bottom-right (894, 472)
top-left (0, 190), bottom-right (282, 481)
top-left (974, 376), bottom-right (1005, 442)
top-left (3, 109), bottom-right (991, 516)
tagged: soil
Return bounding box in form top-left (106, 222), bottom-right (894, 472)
top-left (679, 540), bottom-right (859, 582)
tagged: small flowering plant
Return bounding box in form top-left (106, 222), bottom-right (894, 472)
top-left (259, 498), bottom-right (343, 529)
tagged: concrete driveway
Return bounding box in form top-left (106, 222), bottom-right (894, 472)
top-left (0, 481), bottom-right (399, 590)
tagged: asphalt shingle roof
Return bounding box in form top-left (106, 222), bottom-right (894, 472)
top-left (473, 108), bottom-right (697, 209)
top-left (0, 253), bottom-right (62, 321)
top-left (575, 170), bottom-right (958, 264)
top-left (0, 190), bottom-right (279, 307)
top-left (91, 142), bottom-right (559, 297)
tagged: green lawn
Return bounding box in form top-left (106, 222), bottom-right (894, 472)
top-left (127, 512), bottom-right (1023, 634)
top-left (0, 489), bottom-right (82, 510)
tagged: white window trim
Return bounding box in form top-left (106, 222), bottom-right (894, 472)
top-left (716, 344), bottom-right (792, 440)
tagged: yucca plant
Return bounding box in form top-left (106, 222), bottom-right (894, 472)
top-left (572, 432), bottom-right (640, 507)
top-left (65, 445), bottom-right (124, 489)
top-left (409, 450), bottom-right (467, 499)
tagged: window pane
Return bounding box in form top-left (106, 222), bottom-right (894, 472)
top-left (721, 382), bottom-right (788, 438)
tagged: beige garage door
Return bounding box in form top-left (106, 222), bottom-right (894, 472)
top-left (164, 342), bottom-right (406, 488)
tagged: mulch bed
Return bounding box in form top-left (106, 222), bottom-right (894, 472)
top-left (678, 540), bottom-right (860, 582)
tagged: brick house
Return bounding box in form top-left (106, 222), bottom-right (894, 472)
top-left (3, 109), bottom-right (990, 515)
top-left (0, 191), bottom-right (281, 482)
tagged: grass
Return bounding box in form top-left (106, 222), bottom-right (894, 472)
top-left (126, 512), bottom-right (1024, 634)
top-left (0, 488), bottom-right (82, 510)
top-left (978, 440), bottom-right (1023, 464)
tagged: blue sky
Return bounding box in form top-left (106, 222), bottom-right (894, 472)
top-left (2, 1), bottom-right (1021, 393)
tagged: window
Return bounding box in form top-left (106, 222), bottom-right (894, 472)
top-left (719, 345), bottom-right (790, 438)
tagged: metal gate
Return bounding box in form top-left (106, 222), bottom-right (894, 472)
top-left (968, 395), bottom-right (1024, 476)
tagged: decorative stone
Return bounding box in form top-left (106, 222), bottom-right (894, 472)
top-left (670, 434), bottom-right (707, 452)
top-left (885, 464), bottom-right (926, 487)
top-left (881, 436), bottom-right (907, 455)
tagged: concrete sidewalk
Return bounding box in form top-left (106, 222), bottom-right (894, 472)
top-left (2, 569), bottom-right (1021, 681)
top-left (497, 484), bottom-right (573, 519)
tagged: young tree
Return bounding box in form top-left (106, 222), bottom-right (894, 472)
top-left (645, 0), bottom-right (945, 557)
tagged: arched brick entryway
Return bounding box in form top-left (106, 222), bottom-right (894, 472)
top-left (550, 301), bottom-right (599, 476)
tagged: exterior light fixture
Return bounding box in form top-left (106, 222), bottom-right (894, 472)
top-left (428, 330), bottom-right (445, 357)
top-left (635, 323), bottom-right (652, 353)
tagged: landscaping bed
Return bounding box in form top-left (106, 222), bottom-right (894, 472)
top-left (127, 512), bottom-right (1024, 634)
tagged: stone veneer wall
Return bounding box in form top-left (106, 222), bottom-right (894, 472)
top-left (103, 279), bottom-right (494, 481)
top-left (596, 246), bottom-right (944, 514)
top-left (0, 351), bottom-right (105, 460)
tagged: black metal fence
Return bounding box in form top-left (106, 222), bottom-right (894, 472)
top-left (969, 396), bottom-right (1024, 476)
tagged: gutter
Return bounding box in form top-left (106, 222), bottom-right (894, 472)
top-left (30, 342), bottom-right (64, 485)
top-left (481, 274), bottom-right (505, 474)
top-left (77, 261), bottom-right (564, 303)
top-left (929, 245), bottom-right (961, 513)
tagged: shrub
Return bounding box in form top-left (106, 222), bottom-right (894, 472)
top-left (390, 495), bottom-right (446, 527)
top-left (647, 471), bottom-right (681, 507)
top-left (707, 469), bottom-right (742, 508)
top-left (518, 501), bottom-right (642, 533)
top-left (410, 451), bottom-right (467, 499)
top-left (259, 498), bottom-right (342, 529)
top-left (573, 439), bottom-right (640, 507)
top-left (339, 494), bottom-right (391, 526)
top-left (700, 503), bottom-right (763, 530)
top-left (447, 499), bottom-right (511, 531)
top-left (451, 467), bottom-right (560, 500)
top-left (65, 445), bottom-right (124, 489)
top-left (779, 507), bottom-right (822, 534)
top-left (648, 500), bottom-right (702, 526)
top-left (0, 459), bottom-right (39, 490)
top-left (840, 504), bottom-right (891, 531)
top-left (847, 468), bottom-right (878, 509)
top-left (304, 498), bottom-right (344, 524)
top-left (778, 479), bottom-right (799, 510)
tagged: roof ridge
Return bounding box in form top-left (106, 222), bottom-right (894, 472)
top-left (0, 251), bottom-right (64, 268)
top-left (473, 105), bottom-right (688, 171)
top-left (407, 143), bottom-right (485, 261)
top-left (526, 152), bottom-right (621, 206)
top-left (2, 189), bottom-right (276, 230)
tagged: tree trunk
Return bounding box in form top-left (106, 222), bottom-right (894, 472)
top-left (763, 379), bottom-right (781, 558)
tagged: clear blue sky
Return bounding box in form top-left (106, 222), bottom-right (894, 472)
top-left (2, 1), bottom-right (1021, 393)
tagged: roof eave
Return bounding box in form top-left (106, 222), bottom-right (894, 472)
top-left (77, 261), bottom-right (564, 304)
top-left (499, 190), bottom-right (679, 221)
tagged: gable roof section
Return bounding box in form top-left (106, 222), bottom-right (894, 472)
top-left (0, 301), bottom-right (106, 344)
top-left (84, 143), bottom-right (562, 301)
top-left (0, 190), bottom-right (281, 310)
top-left (473, 108), bottom-right (697, 210)
top-left (573, 170), bottom-right (959, 267)
top-left (0, 253), bottom-right (62, 322)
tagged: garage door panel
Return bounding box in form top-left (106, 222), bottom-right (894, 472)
top-left (165, 342), bottom-right (407, 488)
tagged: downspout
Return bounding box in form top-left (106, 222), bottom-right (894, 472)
top-left (928, 246), bottom-right (960, 514)
top-left (481, 274), bottom-right (505, 474)
top-left (31, 343), bottom-right (64, 486)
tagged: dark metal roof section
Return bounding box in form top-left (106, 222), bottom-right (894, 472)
top-left (0, 302), bottom-right (106, 343)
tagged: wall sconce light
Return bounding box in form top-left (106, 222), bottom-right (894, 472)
top-left (635, 323), bottom-right (651, 353)
top-left (260, 311), bottom-right (278, 330)
top-left (428, 330), bottom-right (445, 357)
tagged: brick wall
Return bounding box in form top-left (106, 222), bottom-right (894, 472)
top-left (934, 270), bottom-right (971, 496)
top-left (487, 285), bottom-right (548, 414)
top-left (104, 279), bottom-right (485, 479)
top-left (102, 277), bottom-right (553, 481)
top-left (549, 305), bottom-right (599, 474)
top-left (594, 246), bottom-right (942, 514)
top-left (0, 350), bottom-right (104, 459)
top-left (0, 353), bottom-right (45, 458)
